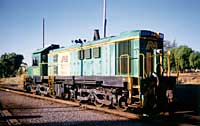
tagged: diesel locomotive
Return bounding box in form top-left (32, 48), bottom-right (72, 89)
top-left (24, 29), bottom-right (176, 113)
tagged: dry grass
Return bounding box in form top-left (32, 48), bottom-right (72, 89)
top-left (0, 76), bottom-right (24, 89)
top-left (0, 76), bottom-right (23, 84)
top-left (178, 74), bottom-right (200, 85)
top-left (171, 73), bottom-right (200, 84)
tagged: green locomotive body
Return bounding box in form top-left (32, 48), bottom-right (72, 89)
top-left (24, 29), bottom-right (176, 113)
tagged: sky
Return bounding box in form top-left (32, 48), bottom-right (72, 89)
top-left (0, 0), bottom-right (200, 66)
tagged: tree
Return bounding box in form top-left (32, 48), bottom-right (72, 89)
top-left (163, 45), bottom-right (195, 73)
top-left (189, 51), bottom-right (200, 69)
top-left (163, 39), bottom-right (179, 72)
top-left (175, 45), bottom-right (192, 71)
top-left (0, 53), bottom-right (24, 78)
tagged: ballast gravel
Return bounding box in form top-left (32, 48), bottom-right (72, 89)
top-left (0, 90), bottom-right (150, 126)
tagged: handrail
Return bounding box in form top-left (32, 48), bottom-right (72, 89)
top-left (47, 64), bottom-right (55, 81)
top-left (159, 53), bottom-right (163, 75)
top-left (167, 50), bottom-right (171, 77)
top-left (138, 53), bottom-right (145, 79)
top-left (137, 53), bottom-right (145, 105)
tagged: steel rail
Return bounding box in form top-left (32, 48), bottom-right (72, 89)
top-left (0, 87), bottom-right (140, 120)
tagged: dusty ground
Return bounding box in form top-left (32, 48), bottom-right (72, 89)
top-left (0, 90), bottom-right (135, 126)
top-left (176, 73), bottom-right (200, 84)
top-left (0, 89), bottom-right (199, 126)
top-left (0, 76), bottom-right (24, 89)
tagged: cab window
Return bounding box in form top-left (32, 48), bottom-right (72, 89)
top-left (32, 57), bottom-right (39, 66)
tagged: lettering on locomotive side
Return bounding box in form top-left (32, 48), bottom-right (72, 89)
top-left (146, 41), bottom-right (157, 50)
top-left (61, 55), bottom-right (68, 62)
top-left (58, 53), bottom-right (70, 76)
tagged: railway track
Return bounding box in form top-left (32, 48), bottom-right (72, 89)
top-left (0, 85), bottom-right (199, 126)
top-left (0, 87), bottom-right (141, 126)
top-left (0, 86), bottom-right (141, 118)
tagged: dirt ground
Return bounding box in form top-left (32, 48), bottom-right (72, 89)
top-left (176, 73), bottom-right (200, 84)
top-left (0, 76), bottom-right (24, 89)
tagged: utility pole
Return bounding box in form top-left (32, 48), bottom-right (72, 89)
top-left (103, 0), bottom-right (107, 38)
top-left (43, 18), bottom-right (45, 48)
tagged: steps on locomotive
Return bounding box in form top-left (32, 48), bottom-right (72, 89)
top-left (132, 85), bottom-right (140, 89)
top-left (132, 84), bottom-right (140, 97)
top-left (132, 95), bottom-right (139, 99)
top-left (131, 82), bottom-right (140, 106)
top-left (128, 103), bottom-right (141, 108)
top-left (131, 77), bottom-right (140, 102)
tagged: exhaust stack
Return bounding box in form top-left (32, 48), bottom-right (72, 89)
top-left (43, 18), bottom-right (45, 48)
top-left (103, 0), bottom-right (107, 38)
top-left (93, 29), bottom-right (100, 40)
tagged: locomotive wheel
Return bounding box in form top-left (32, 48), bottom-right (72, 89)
top-left (94, 94), bottom-right (104, 107)
top-left (72, 97), bottom-right (81, 105)
top-left (69, 91), bottom-right (80, 105)
top-left (94, 99), bottom-right (104, 107)
top-left (116, 97), bottom-right (128, 111)
top-left (49, 91), bottom-right (56, 99)
top-left (25, 83), bottom-right (32, 93)
top-left (36, 89), bottom-right (41, 95)
top-left (62, 91), bottom-right (71, 100)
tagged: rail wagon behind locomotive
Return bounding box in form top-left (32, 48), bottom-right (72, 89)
top-left (24, 29), bottom-right (176, 113)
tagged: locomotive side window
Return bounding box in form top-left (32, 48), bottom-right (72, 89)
top-left (53, 54), bottom-right (58, 62)
top-left (85, 49), bottom-right (92, 59)
top-left (78, 50), bottom-right (84, 60)
top-left (42, 55), bottom-right (47, 62)
top-left (54, 65), bottom-right (58, 74)
top-left (93, 47), bottom-right (101, 58)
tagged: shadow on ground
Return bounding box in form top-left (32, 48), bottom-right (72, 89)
top-left (175, 84), bottom-right (200, 114)
top-left (0, 115), bottom-right (42, 120)
top-left (1, 115), bottom-right (199, 126)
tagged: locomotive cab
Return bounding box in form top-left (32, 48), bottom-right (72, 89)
top-left (24, 44), bottom-right (59, 92)
top-left (117, 30), bottom-right (176, 113)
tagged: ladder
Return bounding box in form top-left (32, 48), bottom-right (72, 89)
top-left (131, 79), bottom-right (140, 106)
top-left (48, 64), bottom-right (55, 96)
top-left (131, 53), bottom-right (145, 106)
top-left (48, 76), bottom-right (55, 96)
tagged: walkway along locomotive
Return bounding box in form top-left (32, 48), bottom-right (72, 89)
top-left (24, 29), bottom-right (176, 114)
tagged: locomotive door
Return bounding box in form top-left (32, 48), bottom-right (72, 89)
top-left (118, 41), bottom-right (131, 75)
